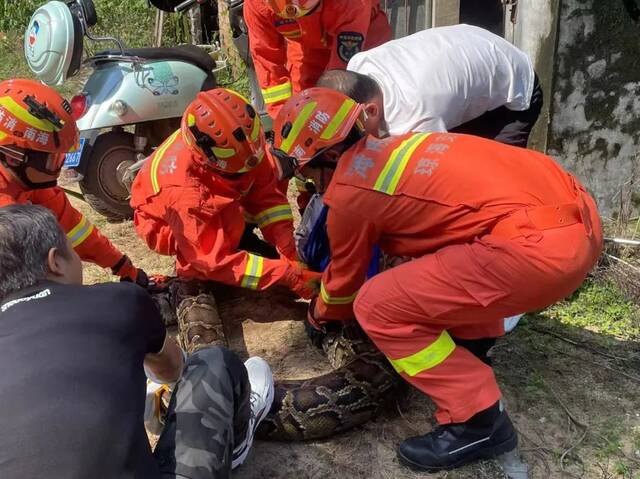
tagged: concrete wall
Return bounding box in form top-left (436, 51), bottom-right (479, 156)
top-left (547, 0), bottom-right (640, 216)
top-left (510, 0), bottom-right (639, 216)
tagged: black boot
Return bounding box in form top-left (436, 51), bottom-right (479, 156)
top-left (398, 401), bottom-right (517, 472)
top-left (452, 337), bottom-right (496, 366)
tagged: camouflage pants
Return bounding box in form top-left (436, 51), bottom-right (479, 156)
top-left (154, 347), bottom-right (251, 479)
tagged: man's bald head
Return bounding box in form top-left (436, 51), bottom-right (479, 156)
top-left (317, 70), bottom-right (382, 104)
top-left (317, 70), bottom-right (386, 137)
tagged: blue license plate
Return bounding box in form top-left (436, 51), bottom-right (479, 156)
top-left (64, 137), bottom-right (86, 168)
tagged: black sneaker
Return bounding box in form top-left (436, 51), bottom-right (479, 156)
top-left (398, 401), bottom-right (518, 472)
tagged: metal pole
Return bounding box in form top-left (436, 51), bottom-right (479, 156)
top-left (424, 0), bottom-right (433, 29)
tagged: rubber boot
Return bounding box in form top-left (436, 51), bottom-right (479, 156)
top-left (398, 401), bottom-right (518, 472)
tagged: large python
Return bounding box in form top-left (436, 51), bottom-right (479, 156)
top-left (152, 278), bottom-right (402, 441)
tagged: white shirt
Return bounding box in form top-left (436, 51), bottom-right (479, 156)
top-left (347, 24), bottom-right (535, 135)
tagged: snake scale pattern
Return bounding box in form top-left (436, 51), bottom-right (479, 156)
top-left (152, 279), bottom-right (402, 441)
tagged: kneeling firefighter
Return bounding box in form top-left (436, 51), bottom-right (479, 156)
top-left (0, 79), bottom-right (146, 285)
top-left (270, 88), bottom-right (603, 472)
top-left (131, 88), bottom-right (320, 352)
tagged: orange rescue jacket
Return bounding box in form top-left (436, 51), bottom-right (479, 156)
top-left (317, 132), bottom-right (592, 320)
top-left (0, 166), bottom-right (123, 269)
top-left (245, 0), bottom-right (391, 118)
top-left (130, 131), bottom-right (297, 289)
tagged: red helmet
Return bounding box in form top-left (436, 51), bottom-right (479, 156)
top-left (266, 0), bottom-right (320, 18)
top-left (181, 88), bottom-right (265, 174)
top-left (0, 79), bottom-right (78, 182)
top-left (271, 87), bottom-right (364, 179)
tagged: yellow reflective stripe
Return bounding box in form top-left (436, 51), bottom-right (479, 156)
top-left (280, 101), bottom-right (317, 154)
top-left (320, 98), bottom-right (356, 140)
top-left (224, 88), bottom-right (252, 105)
top-left (261, 81), bottom-right (293, 104)
top-left (241, 254), bottom-right (264, 289)
top-left (250, 114), bottom-right (261, 142)
top-left (373, 133), bottom-right (431, 195)
top-left (212, 146), bottom-right (236, 158)
top-left (389, 331), bottom-right (456, 376)
top-left (0, 131), bottom-right (7, 141)
top-left (254, 204), bottom-right (293, 228)
top-left (282, 31), bottom-right (302, 38)
top-left (320, 282), bottom-right (357, 305)
top-left (67, 216), bottom-right (95, 248)
top-left (150, 130), bottom-right (180, 194)
top-left (0, 96), bottom-right (62, 132)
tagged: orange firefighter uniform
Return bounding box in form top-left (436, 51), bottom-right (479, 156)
top-left (131, 131), bottom-right (300, 289)
top-left (0, 78), bottom-right (136, 278)
top-left (244, 0), bottom-right (392, 118)
top-left (315, 132), bottom-right (602, 424)
top-left (0, 166), bottom-right (123, 269)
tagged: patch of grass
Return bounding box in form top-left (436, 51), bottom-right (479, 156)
top-left (539, 279), bottom-right (640, 340)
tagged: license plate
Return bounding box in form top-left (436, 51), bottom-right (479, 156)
top-left (64, 137), bottom-right (86, 168)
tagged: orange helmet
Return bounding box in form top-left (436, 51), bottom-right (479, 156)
top-left (267, 0), bottom-right (320, 18)
top-left (181, 88), bottom-right (265, 174)
top-left (271, 87), bottom-right (364, 179)
top-left (0, 79), bottom-right (79, 188)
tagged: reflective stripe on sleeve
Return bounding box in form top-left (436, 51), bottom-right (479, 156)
top-left (320, 282), bottom-right (357, 305)
top-left (373, 133), bottom-right (431, 195)
top-left (388, 331), bottom-right (456, 376)
top-left (261, 81), bottom-right (293, 105)
top-left (150, 130), bottom-right (181, 194)
top-left (254, 204), bottom-right (293, 228)
top-left (67, 216), bottom-right (95, 248)
top-left (241, 254), bottom-right (265, 289)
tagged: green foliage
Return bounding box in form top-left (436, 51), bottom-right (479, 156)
top-left (540, 279), bottom-right (640, 340)
top-left (0, 0), bottom-right (41, 32)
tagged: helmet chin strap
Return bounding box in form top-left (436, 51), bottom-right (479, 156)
top-left (0, 156), bottom-right (57, 190)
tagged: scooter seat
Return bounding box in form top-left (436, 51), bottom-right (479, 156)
top-left (96, 44), bottom-right (215, 72)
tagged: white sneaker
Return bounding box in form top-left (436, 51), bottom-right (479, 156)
top-left (231, 357), bottom-right (275, 469)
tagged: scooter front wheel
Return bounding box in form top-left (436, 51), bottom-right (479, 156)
top-left (79, 131), bottom-right (136, 221)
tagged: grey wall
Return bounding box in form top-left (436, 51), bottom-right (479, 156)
top-left (547, 0), bottom-right (640, 216)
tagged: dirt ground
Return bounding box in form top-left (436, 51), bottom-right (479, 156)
top-left (74, 197), bottom-right (640, 479)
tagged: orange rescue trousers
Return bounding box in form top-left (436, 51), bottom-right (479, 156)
top-left (353, 194), bottom-right (602, 424)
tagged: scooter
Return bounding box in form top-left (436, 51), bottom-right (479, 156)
top-left (150, 0), bottom-right (267, 119)
top-left (24, 0), bottom-right (226, 220)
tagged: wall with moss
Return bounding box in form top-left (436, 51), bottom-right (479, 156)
top-left (548, 0), bottom-right (640, 215)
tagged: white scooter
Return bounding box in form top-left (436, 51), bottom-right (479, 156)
top-left (24, 0), bottom-right (225, 220)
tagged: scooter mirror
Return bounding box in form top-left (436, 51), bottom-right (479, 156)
top-left (77, 0), bottom-right (98, 27)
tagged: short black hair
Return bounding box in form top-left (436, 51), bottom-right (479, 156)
top-left (0, 204), bottom-right (69, 300)
top-left (317, 70), bottom-right (382, 104)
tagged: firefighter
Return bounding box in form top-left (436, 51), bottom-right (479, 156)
top-left (270, 88), bottom-right (603, 471)
top-left (244, 0), bottom-right (391, 120)
top-left (0, 79), bottom-right (146, 285)
top-left (130, 88), bottom-right (320, 351)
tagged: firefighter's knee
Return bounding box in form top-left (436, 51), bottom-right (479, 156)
top-left (354, 275), bottom-right (389, 333)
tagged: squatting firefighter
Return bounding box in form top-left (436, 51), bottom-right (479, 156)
top-left (244, 0), bottom-right (391, 119)
top-left (130, 89), bottom-right (320, 345)
top-left (0, 79), bottom-right (145, 284)
top-left (317, 24), bottom-right (543, 147)
top-left (271, 88), bottom-right (603, 472)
